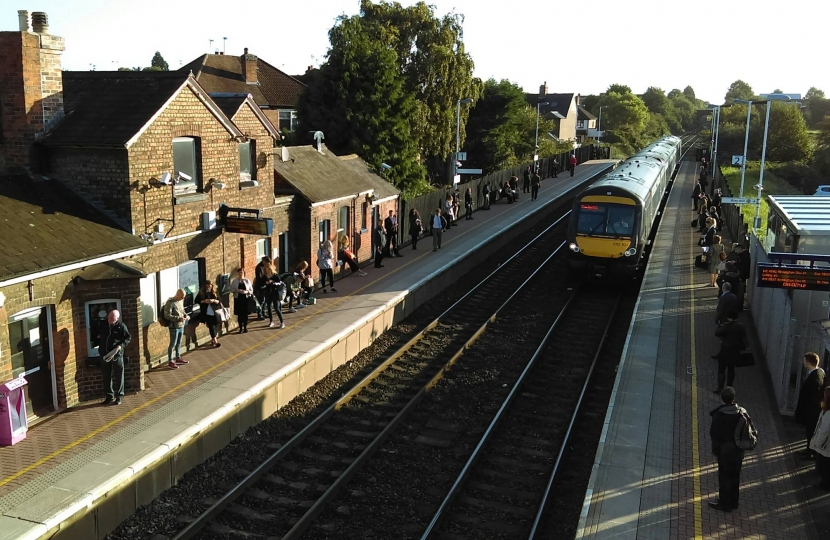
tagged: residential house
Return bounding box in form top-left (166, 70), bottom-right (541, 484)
top-left (273, 145), bottom-right (400, 275)
top-left (525, 83), bottom-right (578, 142)
top-left (576, 106), bottom-right (599, 141)
top-left (0, 11), bottom-right (291, 413)
top-left (181, 49), bottom-right (306, 134)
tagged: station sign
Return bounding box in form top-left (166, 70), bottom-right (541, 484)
top-left (224, 216), bottom-right (273, 236)
top-left (456, 152), bottom-right (467, 161)
top-left (756, 263), bottom-right (830, 291)
top-left (457, 168), bottom-right (483, 175)
top-left (732, 155), bottom-right (745, 166)
top-left (721, 197), bottom-right (758, 205)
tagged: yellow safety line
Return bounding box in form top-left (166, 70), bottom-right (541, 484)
top-left (688, 171), bottom-right (704, 539)
top-left (0, 171), bottom-right (569, 488)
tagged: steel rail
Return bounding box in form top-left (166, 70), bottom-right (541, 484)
top-left (171, 210), bottom-right (573, 540)
top-left (527, 293), bottom-right (622, 538)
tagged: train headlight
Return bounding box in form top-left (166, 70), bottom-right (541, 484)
top-left (569, 243), bottom-right (580, 253)
top-left (623, 248), bottom-right (637, 257)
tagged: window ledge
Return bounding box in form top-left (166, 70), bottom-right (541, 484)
top-left (240, 180), bottom-right (260, 190)
top-left (175, 193), bottom-right (208, 205)
top-left (360, 228), bottom-right (369, 234)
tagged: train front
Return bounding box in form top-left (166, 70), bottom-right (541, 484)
top-left (566, 187), bottom-right (642, 280)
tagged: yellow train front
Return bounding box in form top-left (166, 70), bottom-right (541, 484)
top-left (566, 136), bottom-right (681, 279)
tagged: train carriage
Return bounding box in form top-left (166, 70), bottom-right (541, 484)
top-left (567, 136), bottom-right (681, 279)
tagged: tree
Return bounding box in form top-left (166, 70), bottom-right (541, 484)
top-left (667, 88), bottom-right (683, 99)
top-left (765, 101), bottom-right (812, 161)
top-left (725, 80), bottom-right (755, 102)
top-left (596, 90), bottom-right (650, 150)
top-left (151, 52), bottom-right (169, 71)
top-left (806, 87), bottom-right (825, 100)
top-left (772, 88), bottom-right (783, 94)
top-left (297, 15), bottom-right (425, 193)
top-left (607, 83), bottom-right (632, 95)
top-left (356, 0), bottom-right (482, 172)
top-left (642, 87), bottom-right (669, 115)
top-left (683, 86), bottom-right (696, 101)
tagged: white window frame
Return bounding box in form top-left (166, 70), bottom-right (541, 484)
top-left (278, 110), bottom-right (298, 131)
top-left (140, 272), bottom-right (157, 327)
top-left (256, 238), bottom-right (271, 261)
top-left (338, 206), bottom-right (350, 237)
top-left (84, 299), bottom-right (121, 358)
top-left (172, 136), bottom-right (200, 195)
top-left (159, 260), bottom-right (200, 315)
top-left (319, 219), bottom-right (331, 245)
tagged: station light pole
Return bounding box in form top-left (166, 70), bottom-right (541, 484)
top-left (597, 106), bottom-right (604, 149)
top-left (732, 99), bottom-right (764, 197)
top-left (453, 97), bottom-right (473, 184)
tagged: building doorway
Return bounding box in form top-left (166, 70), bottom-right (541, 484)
top-left (9, 307), bottom-right (56, 417)
top-left (371, 206), bottom-right (380, 259)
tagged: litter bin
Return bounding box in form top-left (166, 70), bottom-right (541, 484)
top-left (0, 378), bottom-right (28, 446)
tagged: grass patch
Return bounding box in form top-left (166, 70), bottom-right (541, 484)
top-left (719, 165), bottom-right (801, 235)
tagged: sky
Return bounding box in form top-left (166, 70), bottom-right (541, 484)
top-left (3, 0), bottom-right (827, 105)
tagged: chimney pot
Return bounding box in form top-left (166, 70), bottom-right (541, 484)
top-left (308, 65), bottom-right (314, 72)
top-left (18, 10), bottom-right (31, 32)
top-left (32, 11), bottom-right (48, 34)
top-left (241, 48), bottom-right (258, 84)
top-left (219, 51), bottom-right (224, 55)
top-left (540, 81), bottom-right (548, 96)
top-left (244, 47), bottom-right (248, 54)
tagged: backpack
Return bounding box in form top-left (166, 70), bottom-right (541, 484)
top-left (158, 303), bottom-right (169, 327)
top-left (733, 408), bottom-right (758, 450)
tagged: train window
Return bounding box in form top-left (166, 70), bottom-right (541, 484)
top-left (577, 204), bottom-right (635, 236)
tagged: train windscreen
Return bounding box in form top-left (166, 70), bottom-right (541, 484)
top-left (576, 204), bottom-right (635, 236)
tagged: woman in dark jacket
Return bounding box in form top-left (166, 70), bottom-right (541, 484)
top-left (409, 208), bottom-right (423, 249)
top-left (261, 261), bottom-right (285, 329)
top-left (195, 281), bottom-right (222, 348)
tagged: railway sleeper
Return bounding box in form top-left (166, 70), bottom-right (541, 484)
top-left (466, 480), bottom-right (539, 501)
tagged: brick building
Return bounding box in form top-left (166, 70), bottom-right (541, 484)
top-left (0, 11), bottom-right (291, 414)
top-left (273, 145), bottom-right (399, 275)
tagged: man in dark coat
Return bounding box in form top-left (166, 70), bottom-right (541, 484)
top-left (98, 310), bottom-right (131, 405)
top-left (709, 387), bottom-right (748, 511)
top-left (464, 187), bottom-right (474, 220)
top-left (522, 166), bottom-right (531, 193)
top-left (531, 170), bottom-right (541, 201)
top-left (384, 209), bottom-right (401, 257)
top-left (373, 219), bottom-right (386, 268)
top-left (254, 255), bottom-right (270, 320)
top-left (796, 352), bottom-right (826, 459)
top-left (482, 184), bottom-right (491, 210)
top-left (715, 282), bottom-right (739, 325)
top-left (713, 311), bottom-right (748, 393)
top-left (692, 181), bottom-right (702, 209)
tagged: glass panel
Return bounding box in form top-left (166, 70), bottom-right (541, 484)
top-left (173, 137), bottom-right (198, 193)
top-left (338, 206), bottom-right (349, 235)
top-left (256, 238), bottom-right (271, 260)
top-left (239, 142), bottom-right (251, 181)
top-left (140, 273), bottom-right (157, 327)
top-left (576, 204), bottom-right (635, 236)
top-left (9, 319), bottom-right (26, 378)
top-left (178, 260), bottom-right (199, 312)
top-left (86, 300), bottom-right (120, 357)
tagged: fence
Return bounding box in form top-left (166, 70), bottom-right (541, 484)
top-left (711, 162), bottom-right (751, 248)
top-left (397, 145), bottom-right (603, 242)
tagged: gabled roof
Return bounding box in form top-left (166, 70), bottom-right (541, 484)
top-left (209, 93), bottom-right (280, 139)
top-left (524, 92), bottom-right (576, 119)
top-left (273, 145), bottom-right (399, 204)
top-left (0, 175), bottom-right (147, 285)
top-left (337, 155), bottom-right (401, 200)
top-left (41, 71), bottom-right (243, 148)
top-left (181, 53), bottom-right (306, 109)
top-left (578, 106), bottom-right (597, 121)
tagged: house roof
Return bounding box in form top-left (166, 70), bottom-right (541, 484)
top-left (0, 175), bottom-right (147, 285)
top-left (336, 155), bottom-right (401, 200)
top-left (181, 53), bottom-right (306, 109)
top-left (578, 106), bottom-right (597, 121)
top-left (209, 93), bottom-right (280, 139)
top-left (41, 71), bottom-right (243, 148)
top-left (524, 92), bottom-right (576, 119)
top-left (273, 145), bottom-right (399, 204)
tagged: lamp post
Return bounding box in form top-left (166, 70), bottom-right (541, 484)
top-left (754, 96), bottom-right (793, 229)
top-left (535, 101), bottom-right (550, 165)
top-left (732, 99), bottom-right (764, 197)
top-left (453, 97), bottom-right (473, 184)
top-left (597, 105), bottom-right (604, 148)
top-left (712, 105), bottom-right (722, 181)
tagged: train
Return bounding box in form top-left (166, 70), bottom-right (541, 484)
top-left (566, 135), bottom-right (683, 279)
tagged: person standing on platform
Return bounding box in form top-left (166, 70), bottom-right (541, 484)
top-left (552, 159), bottom-right (559, 178)
top-left (373, 219), bottom-right (386, 268)
top-left (409, 208), bottom-right (423, 250)
top-left (195, 281), bottom-right (222, 348)
top-left (713, 311), bottom-right (747, 393)
top-left (231, 268), bottom-right (254, 335)
top-left (384, 209), bottom-right (402, 257)
top-left (531, 169), bottom-right (541, 200)
top-left (317, 240), bottom-right (336, 292)
top-left (431, 208), bottom-right (446, 251)
top-left (715, 282), bottom-right (738, 325)
top-left (709, 387), bottom-right (751, 511)
top-left (464, 187), bottom-right (474, 220)
top-left (482, 183), bottom-right (491, 210)
top-left (692, 180), bottom-right (702, 210)
top-left (523, 166), bottom-right (531, 193)
top-left (253, 256), bottom-right (269, 320)
top-left (811, 383), bottom-right (830, 490)
top-left (163, 289), bottom-right (190, 369)
top-left (569, 153), bottom-right (578, 177)
top-left (708, 234), bottom-right (724, 287)
top-left (99, 309), bottom-right (130, 405)
top-left (261, 262), bottom-right (285, 328)
top-left (796, 352), bottom-right (826, 459)
top-left (444, 195), bottom-right (455, 228)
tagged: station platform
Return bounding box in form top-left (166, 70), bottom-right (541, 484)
top-left (0, 160), bottom-right (618, 540)
top-left (577, 162), bottom-right (823, 540)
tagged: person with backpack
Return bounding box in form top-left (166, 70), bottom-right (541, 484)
top-left (163, 289), bottom-right (190, 369)
top-left (709, 386), bottom-right (756, 511)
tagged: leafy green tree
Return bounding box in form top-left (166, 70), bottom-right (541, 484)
top-left (642, 87), bottom-right (669, 115)
top-left (597, 90), bottom-right (650, 139)
top-left (765, 101), bottom-right (812, 161)
top-left (357, 0), bottom-right (482, 170)
top-left (805, 87), bottom-right (825, 100)
top-left (815, 116), bottom-right (830, 149)
top-left (607, 83), bottom-right (632, 95)
top-left (667, 88), bottom-right (682, 99)
top-left (297, 15), bottom-right (426, 193)
top-left (142, 66), bottom-right (162, 71)
top-left (683, 86), bottom-right (696, 101)
top-left (150, 52), bottom-right (169, 71)
top-left (772, 88), bottom-right (783, 94)
top-left (725, 80), bottom-right (756, 102)
top-left (668, 93), bottom-right (697, 132)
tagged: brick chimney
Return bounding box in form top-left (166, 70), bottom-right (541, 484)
top-left (539, 81), bottom-right (548, 96)
top-left (241, 47), bottom-right (257, 84)
top-left (0, 10), bottom-right (65, 172)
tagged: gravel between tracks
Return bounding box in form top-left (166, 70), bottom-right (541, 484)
top-left (106, 204), bottom-right (571, 540)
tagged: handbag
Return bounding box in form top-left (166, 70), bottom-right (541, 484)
top-left (810, 410), bottom-right (830, 454)
top-left (246, 295), bottom-right (258, 314)
top-left (304, 275), bottom-right (314, 288)
top-left (215, 306), bottom-right (230, 322)
top-left (734, 352), bottom-right (755, 368)
top-left (698, 237), bottom-right (705, 247)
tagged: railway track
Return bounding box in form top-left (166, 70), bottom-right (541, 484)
top-left (171, 209), bottom-right (574, 540)
top-left (418, 288), bottom-right (623, 540)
